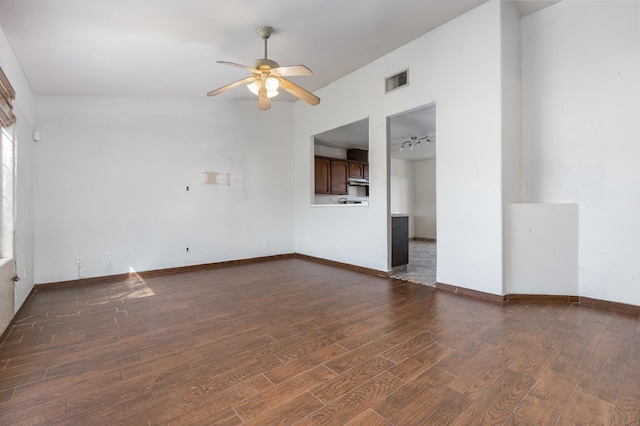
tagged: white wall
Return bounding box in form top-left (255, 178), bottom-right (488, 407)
top-left (389, 157), bottom-right (436, 241)
top-left (294, 1), bottom-right (507, 293)
top-left (521, 1), bottom-right (640, 306)
top-left (34, 97), bottom-right (294, 283)
top-left (500, 0), bottom-right (522, 296)
top-left (501, 0), bottom-right (521, 206)
top-left (0, 24), bottom-right (36, 334)
top-left (390, 158), bottom-right (415, 238)
top-left (507, 203), bottom-right (578, 295)
top-left (414, 159), bottom-right (436, 239)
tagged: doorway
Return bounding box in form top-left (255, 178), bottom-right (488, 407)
top-left (388, 104), bottom-right (437, 285)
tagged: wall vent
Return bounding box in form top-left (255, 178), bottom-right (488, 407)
top-left (385, 69), bottom-right (409, 93)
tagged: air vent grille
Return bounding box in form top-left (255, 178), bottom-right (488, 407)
top-left (385, 69), bottom-right (409, 93)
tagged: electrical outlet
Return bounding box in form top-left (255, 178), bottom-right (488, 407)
top-left (265, 240), bottom-right (270, 246)
top-left (336, 243), bottom-right (340, 250)
top-left (76, 256), bottom-right (83, 264)
top-left (104, 252), bottom-right (111, 262)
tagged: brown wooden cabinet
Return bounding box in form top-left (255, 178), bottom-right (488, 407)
top-left (314, 156), bottom-right (349, 195)
top-left (347, 149), bottom-right (368, 163)
top-left (314, 157), bottom-right (331, 194)
top-left (349, 162), bottom-right (365, 179)
top-left (314, 155), bottom-right (368, 195)
top-left (330, 160), bottom-right (348, 195)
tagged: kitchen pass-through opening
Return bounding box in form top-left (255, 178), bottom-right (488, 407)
top-left (312, 118), bottom-right (370, 206)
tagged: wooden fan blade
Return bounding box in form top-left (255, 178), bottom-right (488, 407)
top-left (207, 76), bottom-right (257, 97)
top-left (280, 78), bottom-right (320, 106)
top-left (271, 65), bottom-right (313, 76)
top-left (258, 85), bottom-right (271, 110)
top-left (217, 61), bottom-right (260, 74)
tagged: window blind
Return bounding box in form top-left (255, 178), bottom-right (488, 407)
top-left (0, 68), bottom-right (16, 128)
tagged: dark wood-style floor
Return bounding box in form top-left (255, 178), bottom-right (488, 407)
top-left (1, 259), bottom-right (639, 425)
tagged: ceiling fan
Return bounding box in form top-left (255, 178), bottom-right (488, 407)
top-left (206, 26), bottom-right (320, 111)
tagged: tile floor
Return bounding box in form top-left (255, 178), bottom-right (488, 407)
top-left (390, 240), bottom-right (436, 286)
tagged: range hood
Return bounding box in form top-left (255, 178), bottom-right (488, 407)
top-left (348, 178), bottom-right (369, 186)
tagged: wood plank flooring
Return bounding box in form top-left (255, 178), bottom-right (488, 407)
top-left (1, 258), bottom-right (639, 425)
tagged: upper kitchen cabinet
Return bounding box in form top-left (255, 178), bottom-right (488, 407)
top-left (349, 162), bottom-right (365, 179)
top-left (314, 157), bottom-right (331, 194)
top-left (312, 118), bottom-right (370, 205)
top-left (330, 160), bottom-right (349, 195)
top-left (347, 149), bottom-right (368, 163)
top-left (347, 149), bottom-right (368, 180)
top-left (313, 157), bottom-right (354, 195)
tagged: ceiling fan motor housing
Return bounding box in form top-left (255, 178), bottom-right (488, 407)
top-left (251, 58), bottom-right (280, 70)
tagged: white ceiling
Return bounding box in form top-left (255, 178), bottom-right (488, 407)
top-left (0, 0), bottom-right (559, 101)
top-left (314, 118), bottom-right (370, 150)
top-left (1, 0), bottom-right (559, 162)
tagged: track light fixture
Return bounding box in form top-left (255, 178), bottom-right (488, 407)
top-left (399, 135), bottom-right (432, 151)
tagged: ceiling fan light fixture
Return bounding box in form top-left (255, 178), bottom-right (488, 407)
top-left (247, 80), bottom-right (260, 96)
top-left (247, 80), bottom-right (279, 98)
top-left (265, 77), bottom-right (280, 91)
